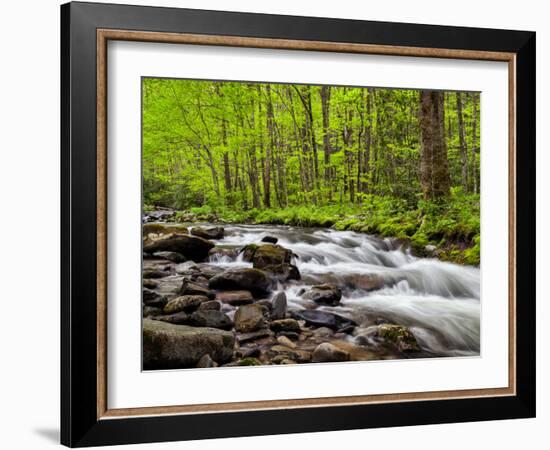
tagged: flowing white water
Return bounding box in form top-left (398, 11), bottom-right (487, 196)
top-left (207, 224), bottom-right (480, 357)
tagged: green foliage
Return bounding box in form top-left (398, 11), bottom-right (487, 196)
top-left (142, 78), bottom-right (481, 266)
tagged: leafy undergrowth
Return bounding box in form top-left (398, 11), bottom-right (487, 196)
top-left (172, 189), bottom-right (480, 266)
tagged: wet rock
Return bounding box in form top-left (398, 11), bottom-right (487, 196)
top-left (143, 269), bottom-right (170, 279)
top-left (261, 236), bottom-right (278, 244)
top-left (155, 311), bottom-right (189, 325)
top-left (198, 300), bottom-right (221, 311)
top-left (236, 329), bottom-right (273, 344)
top-left (163, 295), bottom-right (210, 314)
top-left (312, 343), bottom-right (351, 363)
top-left (252, 244), bottom-right (292, 270)
top-left (209, 268), bottom-right (271, 296)
top-left (277, 331), bottom-right (300, 341)
top-left (143, 234), bottom-right (214, 262)
top-left (424, 244), bottom-right (437, 254)
top-left (188, 310), bottom-right (233, 330)
top-left (240, 244), bottom-right (258, 262)
top-left (270, 319), bottom-right (301, 333)
top-left (209, 247), bottom-right (238, 261)
top-left (236, 347), bottom-right (261, 359)
top-left (237, 357), bottom-right (262, 366)
top-left (267, 345), bottom-right (311, 363)
top-left (377, 324), bottom-right (421, 352)
top-left (142, 289), bottom-right (168, 308)
top-left (312, 327), bottom-right (334, 338)
top-left (143, 279), bottom-right (159, 289)
top-left (291, 309), bottom-right (356, 331)
top-left (142, 210), bottom-right (176, 223)
top-left (302, 285), bottom-right (342, 306)
top-left (263, 263), bottom-right (301, 281)
top-left (153, 251), bottom-right (186, 263)
top-left (180, 280), bottom-right (215, 299)
top-left (279, 358), bottom-right (297, 365)
top-left (271, 291), bottom-right (287, 320)
top-left (175, 261), bottom-right (200, 274)
top-left (195, 264), bottom-right (225, 279)
top-left (256, 299), bottom-right (273, 312)
top-left (215, 290), bottom-right (254, 306)
top-left (143, 319), bottom-right (234, 369)
top-left (143, 306), bottom-right (163, 318)
top-left (197, 354), bottom-right (217, 368)
top-left (277, 335), bottom-right (297, 348)
top-left (234, 304), bottom-right (266, 332)
top-left (191, 226), bottom-right (225, 240)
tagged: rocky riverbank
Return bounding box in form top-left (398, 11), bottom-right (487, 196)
top-left (142, 212), bottom-right (484, 370)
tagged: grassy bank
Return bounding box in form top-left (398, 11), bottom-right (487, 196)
top-left (150, 189), bottom-right (479, 266)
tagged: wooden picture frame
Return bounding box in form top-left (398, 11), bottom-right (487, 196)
top-left (61, 1), bottom-right (535, 447)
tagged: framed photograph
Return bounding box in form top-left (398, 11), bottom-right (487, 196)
top-left (61, 1), bottom-right (536, 447)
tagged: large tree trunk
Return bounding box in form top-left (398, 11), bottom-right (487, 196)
top-left (456, 92), bottom-right (469, 190)
top-left (470, 93), bottom-right (479, 194)
top-left (419, 90), bottom-right (451, 199)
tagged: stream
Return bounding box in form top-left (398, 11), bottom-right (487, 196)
top-left (201, 223), bottom-right (480, 358)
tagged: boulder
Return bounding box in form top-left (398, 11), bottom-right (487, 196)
top-left (142, 279), bottom-right (159, 289)
top-left (271, 291), bottom-right (287, 320)
top-left (143, 306), bottom-right (163, 318)
top-left (377, 324), bottom-right (421, 352)
top-left (215, 290), bottom-right (254, 306)
top-left (270, 319), bottom-right (301, 333)
top-left (236, 329), bottom-right (273, 344)
top-left (180, 280), bottom-right (215, 299)
top-left (155, 311), bottom-right (189, 325)
top-left (196, 354), bottom-right (217, 368)
top-left (240, 243), bottom-right (259, 262)
top-left (208, 268), bottom-right (271, 296)
top-left (252, 244), bottom-right (292, 270)
top-left (263, 263), bottom-right (301, 281)
top-left (195, 264), bottom-right (225, 279)
top-left (261, 236), bottom-right (278, 244)
top-left (302, 285), bottom-right (342, 305)
top-left (143, 319), bottom-right (234, 369)
top-left (198, 300), bottom-right (221, 311)
top-left (152, 251), bottom-right (187, 263)
top-left (187, 310), bottom-right (233, 330)
top-left (142, 289), bottom-right (167, 308)
top-left (267, 345), bottom-right (311, 363)
top-left (291, 309), bottom-right (356, 331)
top-left (312, 343), bottom-right (350, 363)
top-left (143, 234), bottom-right (214, 262)
top-left (276, 335), bottom-right (297, 349)
top-left (163, 295), bottom-right (210, 314)
top-left (237, 357), bottom-right (262, 366)
top-left (191, 226), bottom-right (225, 240)
top-left (234, 304), bottom-right (266, 333)
top-left (143, 269), bottom-right (170, 279)
top-left (143, 223), bottom-right (188, 236)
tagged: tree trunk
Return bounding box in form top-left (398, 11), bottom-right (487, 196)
top-left (456, 92), bottom-right (469, 190)
top-left (419, 90), bottom-right (451, 199)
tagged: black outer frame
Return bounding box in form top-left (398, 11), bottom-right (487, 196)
top-left (60, 1), bottom-right (536, 447)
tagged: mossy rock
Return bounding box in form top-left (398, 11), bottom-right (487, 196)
top-left (237, 357), bottom-right (262, 366)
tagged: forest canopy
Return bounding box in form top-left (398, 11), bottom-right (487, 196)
top-left (142, 78), bottom-right (481, 265)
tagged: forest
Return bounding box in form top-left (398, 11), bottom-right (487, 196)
top-left (142, 78), bottom-right (481, 265)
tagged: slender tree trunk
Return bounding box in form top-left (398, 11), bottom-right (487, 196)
top-left (264, 85), bottom-right (274, 208)
top-left (320, 85), bottom-right (332, 200)
top-left (470, 93), bottom-right (479, 194)
top-left (456, 92), bottom-right (469, 190)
